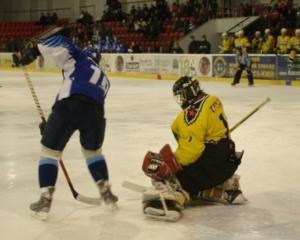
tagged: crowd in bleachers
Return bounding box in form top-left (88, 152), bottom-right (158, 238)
top-left (38, 12), bottom-right (58, 26)
top-left (219, 27), bottom-right (300, 58)
top-left (218, 0), bottom-right (300, 56)
top-left (68, 0), bottom-right (219, 53)
top-left (1, 0), bottom-right (300, 55)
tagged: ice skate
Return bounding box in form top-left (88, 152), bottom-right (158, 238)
top-left (224, 189), bottom-right (247, 204)
top-left (98, 180), bottom-right (118, 209)
top-left (30, 187), bottom-right (55, 221)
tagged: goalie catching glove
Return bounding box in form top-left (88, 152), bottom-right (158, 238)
top-left (142, 144), bottom-right (182, 180)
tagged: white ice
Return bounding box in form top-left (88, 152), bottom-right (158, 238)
top-left (0, 71), bottom-right (300, 240)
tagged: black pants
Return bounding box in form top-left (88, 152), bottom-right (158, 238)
top-left (233, 63), bottom-right (254, 85)
top-left (41, 95), bottom-right (106, 151)
top-left (176, 138), bottom-right (240, 197)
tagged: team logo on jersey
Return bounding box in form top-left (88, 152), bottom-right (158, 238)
top-left (184, 96), bottom-right (208, 125)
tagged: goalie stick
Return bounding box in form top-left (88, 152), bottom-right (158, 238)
top-left (21, 66), bottom-right (101, 205)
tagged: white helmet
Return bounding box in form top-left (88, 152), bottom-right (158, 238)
top-left (238, 30), bottom-right (244, 36)
top-left (222, 32), bottom-right (228, 37)
top-left (281, 28), bottom-right (287, 34)
top-left (265, 28), bottom-right (271, 34)
top-left (295, 29), bottom-right (300, 36)
top-left (255, 31), bottom-right (261, 36)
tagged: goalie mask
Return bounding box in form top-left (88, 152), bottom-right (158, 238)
top-left (173, 76), bottom-right (202, 108)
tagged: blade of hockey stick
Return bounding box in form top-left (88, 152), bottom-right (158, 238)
top-left (122, 181), bottom-right (147, 193)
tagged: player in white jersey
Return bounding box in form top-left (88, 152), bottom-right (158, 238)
top-left (12, 27), bottom-right (118, 219)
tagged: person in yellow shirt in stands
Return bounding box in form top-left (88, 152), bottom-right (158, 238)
top-left (288, 29), bottom-right (300, 63)
top-left (276, 28), bottom-right (290, 54)
top-left (219, 32), bottom-right (233, 53)
top-left (251, 31), bottom-right (263, 53)
top-left (234, 30), bottom-right (250, 50)
top-left (141, 76), bottom-right (246, 221)
top-left (261, 29), bottom-right (275, 54)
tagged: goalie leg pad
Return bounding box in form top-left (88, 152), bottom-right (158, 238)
top-left (142, 180), bottom-right (189, 221)
top-left (195, 174), bottom-right (247, 205)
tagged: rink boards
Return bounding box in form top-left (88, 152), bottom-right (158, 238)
top-left (0, 52), bottom-right (299, 86)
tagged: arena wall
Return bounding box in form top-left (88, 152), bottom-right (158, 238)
top-left (0, 53), bottom-right (299, 86)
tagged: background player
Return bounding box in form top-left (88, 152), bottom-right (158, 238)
top-left (12, 27), bottom-right (118, 219)
top-left (141, 76), bottom-right (246, 221)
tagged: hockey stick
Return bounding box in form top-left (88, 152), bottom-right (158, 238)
top-left (21, 66), bottom-right (101, 205)
top-left (229, 97), bottom-right (271, 133)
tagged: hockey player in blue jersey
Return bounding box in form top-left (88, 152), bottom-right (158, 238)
top-left (12, 27), bottom-right (118, 219)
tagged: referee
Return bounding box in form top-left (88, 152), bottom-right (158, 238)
top-left (231, 47), bottom-right (254, 86)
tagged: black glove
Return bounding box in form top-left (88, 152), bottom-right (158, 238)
top-left (39, 121), bottom-right (46, 136)
top-left (12, 40), bottom-right (40, 67)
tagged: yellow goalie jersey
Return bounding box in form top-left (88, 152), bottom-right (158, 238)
top-left (171, 95), bottom-right (229, 166)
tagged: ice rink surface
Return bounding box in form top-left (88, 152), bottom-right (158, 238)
top-left (0, 71), bottom-right (300, 240)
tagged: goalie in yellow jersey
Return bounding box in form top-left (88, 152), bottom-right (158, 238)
top-left (142, 76), bottom-right (247, 221)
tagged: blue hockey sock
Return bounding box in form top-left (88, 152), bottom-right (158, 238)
top-left (86, 155), bottom-right (108, 182)
top-left (38, 158), bottom-right (58, 188)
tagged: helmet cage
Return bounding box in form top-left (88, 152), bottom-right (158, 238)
top-left (173, 77), bottom-right (200, 108)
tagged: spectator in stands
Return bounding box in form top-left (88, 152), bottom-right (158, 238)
top-left (288, 28), bottom-right (300, 63)
top-left (45, 12), bottom-right (53, 25)
top-left (106, 0), bottom-right (121, 10)
top-left (102, 36), bottom-right (112, 53)
top-left (297, 10), bottom-right (300, 28)
top-left (188, 35), bottom-right (200, 54)
top-left (234, 30), bottom-right (250, 50)
top-left (219, 32), bottom-right (233, 53)
top-left (144, 17), bottom-right (161, 40)
top-left (171, 2), bottom-right (180, 18)
top-left (77, 11), bottom-right (93, 26)
top-left (95, 36), bottom-right (103, 52)
top-left (198, 35), bottom-right (211, 54)
top-left (39, 13), bottom-right (47, 26)
top-left (261, 28), bottom-right (275, 53)
top-left (276, 28), bottom-right (290, 54)
top-left (209, 0), bottom-right (218, 19)
top-left (4, 38), bottom-right (13, 52)
top-left (251, 31), bottom-right (263, 53)
top-left (110, 36), bottom-right (119, 53)
top-left (128, 41), bottom-right (141, 53)
top-left (50, 12), bottom-right (58, 25)
top-left (142, 4), bottom-right (150, 21)
top-left (174, 17), bottom-right (186, 32)
top-left (171, 41), bottom-right (183, 53)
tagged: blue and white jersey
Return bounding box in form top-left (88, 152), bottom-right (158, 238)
top-left (37, 35), bottom-right (109, 105)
